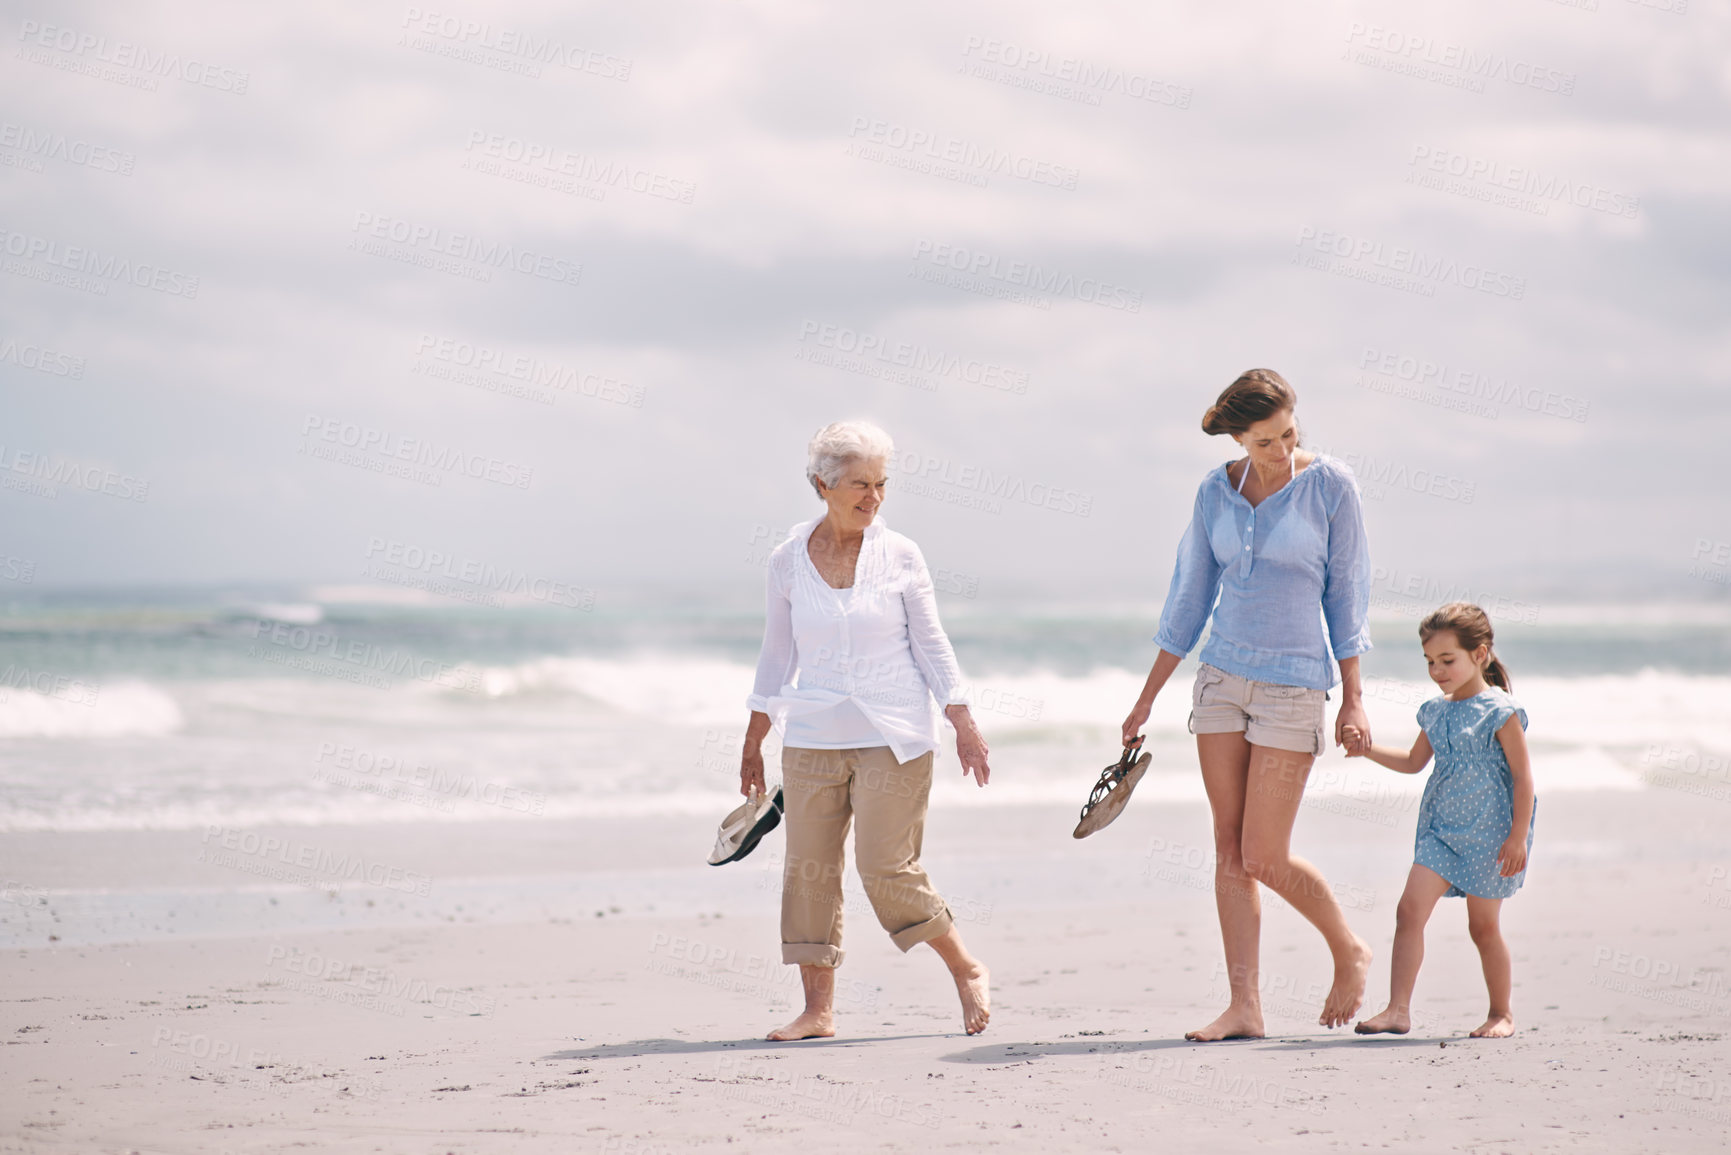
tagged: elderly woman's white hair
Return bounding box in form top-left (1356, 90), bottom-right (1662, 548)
top-left (806, 420), bottom-right (895, 497)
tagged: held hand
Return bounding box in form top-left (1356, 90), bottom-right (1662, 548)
top-left (947, 705), bottom-right (991, 787)
top-left (739, 745), bottom-right (766, 798)
top-left (1335, 700), bottom-right (1370, 752)
top-left (1341, 724), bottom-right (1367, 757)
top-left (1121, 701), bottom-right (1152, 750)
top-left (1497, 835), bottom-right (1527, 877)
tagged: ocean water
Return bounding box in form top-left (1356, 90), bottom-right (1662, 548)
top-left (2, 591), bottom-right (1729, 834)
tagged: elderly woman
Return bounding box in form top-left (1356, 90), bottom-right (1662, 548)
top-left (739, 420), bottom-right (992, 1040)
top-left (1120, 369), bottom-right (1374, 1040)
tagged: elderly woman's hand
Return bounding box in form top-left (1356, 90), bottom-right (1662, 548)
top-left (945, 705), bottom-right (990, 787)
top-left (739, 711), bottom-right (772, 797)
top-left (739, 745), bottom-right (767, 798)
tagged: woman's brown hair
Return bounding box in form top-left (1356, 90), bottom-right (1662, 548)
top-left (1419, 602), bottom-right (1513, 691)
top-left (1202, 369), bottom-right (1297, 436)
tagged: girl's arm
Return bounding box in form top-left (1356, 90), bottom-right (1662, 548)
top-left (1342, 726), bottom-right (1433, 775)
top-left (1496, 716), bottom-right (1536, 876)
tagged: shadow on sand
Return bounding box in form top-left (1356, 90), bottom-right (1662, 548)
top-left (940, 1033), bottom-right (1448, 1063)
top-left (547, 1030), bottom-right (1448, 1065)
top-left (546, 1033), bottom-right (952, 1062)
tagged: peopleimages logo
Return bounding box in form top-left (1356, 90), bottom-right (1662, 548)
top-left (0, 336), bottom-right (85, 379)
top-left (0, 120), bottom-right (134, 174)
top-left (846, 116), bottom-right (1079, 190)
top-left (1358, 346), bottom-right (1589, 423)
top-left (413, 334), bottom-right (644, 407)
top-left (909, 240), bottom-right (1142, 313)
top-left (463, 131), bottom-right (695, 203)
top-left (363, 535), bottom-right (595, 610)
top-left (1294, 227), bottom-right (1525, 300)
top-left (350, 211), bottom-right (582, 287)
top-left (958, 36), bottom-right (1192, 109)
top-left (796, 320), bottom-right (1029, 394)
top-left (399, 7), bottom-right (632, 80)
top-left (0, 226), bottom-right (200, 298)
top-left (1344, 23), bottom-right (1575, 96)
top-left (1406, 146), bottom-right (1639, 220)
top-left (299, 414), bottom-right (535, 490)
top-left (889, 448), bottom-right (1093, 517)
top-left (15, 19), bottom-right (251, 93)
top-left (0, 444), bottom-right (149, 501)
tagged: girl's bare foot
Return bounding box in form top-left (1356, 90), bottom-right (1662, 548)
top-left (1469, 1013), bottom-right (1514, 1038)
top-left (1354, 1006), bottom-right (1410, 1034)
top-left (1184, 1006), bottom-right (1266, 1042)
top-left (954, 962), bottom-right (990, 1035)
top-left (767, 1010), bottom-right (835, 1041)
top-left (1320, 936), bottom-right (1373, 1028)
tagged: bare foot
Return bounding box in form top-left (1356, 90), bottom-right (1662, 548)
top-left (1354, 1006), bottom-right (1411, 1035)
top-left (954, 963), bottom-right (990, 1035)
top-left (1184, 1006), bottom-right (1266, 1042)
top-left (1319, 937), bottom-right (1373, 1028)
top-left (1469, 1013), bottom-right (1514, 1038)
top-left (767, 1010), bottom-right (835, 1041)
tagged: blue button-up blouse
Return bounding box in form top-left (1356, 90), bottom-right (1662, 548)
top-left (1153, 453), bottom-right (1372, 689)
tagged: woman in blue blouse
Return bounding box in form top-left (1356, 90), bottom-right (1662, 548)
top-left (1121, 369), bottom-right (1375, 1040)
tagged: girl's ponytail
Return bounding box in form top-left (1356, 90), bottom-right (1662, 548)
top-left (1483, 651), bottom-right (1513, 692)
top-left (1419, 602), bottom-right (1513, 692)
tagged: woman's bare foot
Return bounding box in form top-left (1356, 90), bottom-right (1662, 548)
top-left (954, 963), bottom-right (990, 1035)
top-left (1184, 1006), bottom-right (1266, 1042)
top-left (766, 1009), bottom-right (835, 1041)
top-left (1469, 1013), bottom-right (1514, 1038)
top-left (1354, 1006), bottom-right (1410, 1035)
top-left (924, 928), bottom-right (990, 1035)
top-left (1320, 936), bottom-right (1373, 1028)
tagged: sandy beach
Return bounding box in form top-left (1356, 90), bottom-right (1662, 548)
top-left (6, 783), bottom-right (1730, 1154)
top-left (5, 0), bottom-right (1725, 1147)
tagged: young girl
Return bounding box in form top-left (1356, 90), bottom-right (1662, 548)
top-left (1343, 602), bottom-right (1536, 1039)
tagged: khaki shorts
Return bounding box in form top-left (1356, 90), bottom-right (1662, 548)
top-left (1187, 664), bottom-right (1328, 756)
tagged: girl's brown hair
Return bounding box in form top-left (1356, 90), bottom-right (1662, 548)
top-left (1202, 369), bottom-right (1297, 436)
top-left (1419, 602), bottom-right (1513, 691)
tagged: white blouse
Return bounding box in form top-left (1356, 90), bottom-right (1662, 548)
top-left (747, 515), bottom-right (971, 762)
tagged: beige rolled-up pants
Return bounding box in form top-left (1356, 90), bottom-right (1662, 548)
top-left (780, 745), bottom-right (954, 967)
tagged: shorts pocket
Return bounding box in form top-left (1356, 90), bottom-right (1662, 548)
top-left (1192, 666), bottom-right (1226, 708)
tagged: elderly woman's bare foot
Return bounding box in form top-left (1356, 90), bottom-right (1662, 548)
top-left (952, 962), bottom-right (990, 1035)
top-left (767, 1009), bottom-right (835, 1041)
top-left (1469, 1013), bottom-right (1514, 1038)
top-left (1354, 1006), bottom-right (1410, 1034)
top-left (1319, 936), bottom-right (1373, 1028)
top-left (1184, 1006), bottom-right (1265, 1041)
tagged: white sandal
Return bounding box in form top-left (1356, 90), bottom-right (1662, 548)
top-left (707, 785), bottom-right (785, 865)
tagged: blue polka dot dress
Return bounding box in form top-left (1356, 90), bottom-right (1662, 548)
top-left (1414, 688), bottom-right (1535, 899)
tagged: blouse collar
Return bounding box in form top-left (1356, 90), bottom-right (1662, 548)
top-left (1217, 453), bottom-right (1326, 508)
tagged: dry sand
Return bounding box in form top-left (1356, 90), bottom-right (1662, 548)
top-left (4, 787), bottom-right (1730, 1153)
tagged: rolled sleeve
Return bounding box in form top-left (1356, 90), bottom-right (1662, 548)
top-left (1153, 488), bottom-right (1224, 657)
top-left (1321, 469), bottom-right (1373, 661)
top-left (901, 546), bottom-right (971, 708)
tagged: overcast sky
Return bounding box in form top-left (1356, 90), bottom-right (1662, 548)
top-left (3, 0), bottom-right (1728, 610)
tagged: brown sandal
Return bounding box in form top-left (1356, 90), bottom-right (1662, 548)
top-left (1073, 736), bottom-right (1150, 839)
